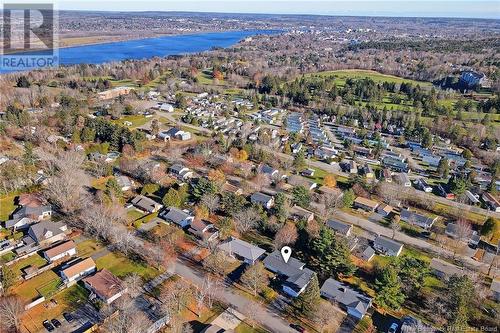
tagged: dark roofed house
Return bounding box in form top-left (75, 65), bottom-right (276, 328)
top-left (5, 217), bottom-right (35, 231)
top-left (258, 164), bottom-right (279, 178)
top-left (373, 236), bottom-right (403, 257)
top-left (288, 175), bottom-right (317, 191)
top-left (250, 192), bottom-right (274, 209)
top-left (263, 250), bottom-right (314, 298)
top-left (326, 219), bottom-right (353, 237)
top-left (218, 237), bottom-right (266, 265)
top-left (320, 278), bottom-right (372, 319)
top-left (83, 269), bottom-right (128, 304)
top-left (400, 209), bottom-right (437, 230)
top-left (188, 219), bottom-right (219, 242)
top-left (159, 207), bottom-right (194, 228)
top-left (12, 205), bottom-right (52, 221)
top-left (130, 195), bottom-right (163, 213)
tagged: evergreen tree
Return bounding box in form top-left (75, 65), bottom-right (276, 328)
top-left (292, 186), bottom-right (311, 208)
top-left (311, 228), bottom-right (355, 278)
top-left (23, 142), bottom-right (36, 166)
top-left (192, 178), bottom-right (218, 199)
top-left (293, 274), bottom-right (320, 316)
top-left (446, 275), bottom-right (473, 332)
top-left (374, 265), bottom-right (405, 310)
top-left (293, 149), bottom-right (307, 171)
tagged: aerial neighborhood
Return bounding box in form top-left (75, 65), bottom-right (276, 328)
top-left (0, 8), bottom-right (499, 333)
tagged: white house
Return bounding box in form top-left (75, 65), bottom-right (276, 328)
top-left (60, 258), bottom-right (96, 284)
top-left (43, 240), bottom-right (76, 263)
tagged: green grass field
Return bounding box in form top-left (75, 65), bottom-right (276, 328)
top-left (0, 193), bottom-right (17, 221)
top-left (110, 115), bottom-right (151, 129)
top-left (308, 69), bottom-right (433, 87)
top-left (10, 254), bottom-right (48, 276)
top-left (95, 252), bottom-right (159, 280)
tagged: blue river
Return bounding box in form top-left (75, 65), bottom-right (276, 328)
top-left (1, 29), bottom-right (279, 73)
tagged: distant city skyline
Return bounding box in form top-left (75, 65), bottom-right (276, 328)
top-left (58, 1), bottom-right (500, 19)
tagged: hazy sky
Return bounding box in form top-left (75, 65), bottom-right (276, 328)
top-left (56, 1), bottom-right (499, 19)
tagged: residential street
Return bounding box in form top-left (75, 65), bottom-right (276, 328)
top-left (334, 210), bottom-right (499, 277)
top-left (171, 257), bottom-right (297, 333)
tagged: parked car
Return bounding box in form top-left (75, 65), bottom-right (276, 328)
top-left (290, 323), bottom-right (307, 332)
top-left (42, 320), bottom-right (55, 332)
top-left (388, 322), bottom-right (399, 333)
top-left (51, 318), bottom-right (61, 328)
top-left (63, 312), bottom-right (74, 322)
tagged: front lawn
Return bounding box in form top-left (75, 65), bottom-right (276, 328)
top-left (0, 193), bottom-right (17, 221)
top-left (95, 252), bottom-right (159, 280)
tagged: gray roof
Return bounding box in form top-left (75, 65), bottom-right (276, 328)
top-left (326, 219), bottom-right (352, 236)
top-left (170, 164), bottom-right (186, 174)
top-left (5, 217), bottom-right (34, 228)
top-left (218, 237), bottom-right (266, 262)
top-left (250, 192), bottom-right (273, 204)
top-left (430, 258), bottom-right (467, 277)
top-left (263, 250), bottom-right (305, 276)
top-left (400, 209), bottom-right (436, 228)
top-left (285, 268), bottom-right (315, 292)
top-left (12, 205), bottom-right (51, 219)
top-left (374, 236), bottom-right (403, 253)
top-left (131, 195), bottom-right (160, 212)
top-left (161, 207), bottom-right (191, 224)
top-left (28, 221), bottom-right (65, 243)
top-left (259, 164), bottom-right (277, 175)
top-left (360, 246), bottom-right (375, 261)
top-left (491, 279), bottom-right (500, 293)
top-left (320, 278), bottom-right (372, 316)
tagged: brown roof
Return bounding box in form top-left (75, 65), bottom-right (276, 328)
top-left (354, 196), bottom-right (379, 209)
top-left (222, 182), bottom-right (242, 195)
top-left (83, 269), bottom-right (125, 300)
top-left (18, 193), bottom-right (43, 207)
top-left (44, 240), bottom-right (76, 259)
top-left (61, 257), bottom-right (96, 279)
top-left (377, 204), bottom-right (393, 214)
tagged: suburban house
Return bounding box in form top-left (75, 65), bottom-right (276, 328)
top-left (158, 130), bottom-right (171, 142)
top-left (400, 209), bottom-right (437, 230)
top-left (257, 164), bottom-right (279, 178)
top-left (320, 278), bottom-right (372, 319)
top-left (483, 192), bottom-right (500, 212)
top-left (354, 197), bottom-right (379, 212)
top-left (491, 279), bottom-right (500, 303)
top-left (376, 204), bottom-right (393, 217)
top-left (116, 175), bottom-right (133, 191)
top-left (27, 221), bottom-right (67, 246)
top-left (250, 192), bottom-right (274, 209)
top-left (188, 219), bottom-right (219, 242)
top-left (373, 236), bottom-right (403, 256)
top-left (263, 250), bottom-right (314, 298)
top-left (130, 195), bottom-right (163, 213)
top-left (12, 205), bottom-right (52, 221)
top-left (60, 257), bottom-right (96, 283)
top-left (287, 175), bottom-right (317, 191)
top-left (43, 240), bottom-right (76, 263)
top-left (165, 127), bottom-right (192, 141)
top-left (222, 182), bottom-right (243, 196)
top-left (159, 207), bottom-right (194, 228)
top-left (326, 219), bottom-right (353, 237)
top-left (300, 168), bottom-right (315, 177)
top-left (169, 164), bottom-right (194, 180)
top-left (359, 246), bottom-right (376, 262)
top-left (153, 102), bottom-right (174, 112)
top-left (318, 186), bottom-right (344, 199)
top-left (4, 217), bottom-right (35, 231)
top-left (218, 237), bottom-right (266, 265)
top-left (290, 205), bottom-right (314, 222)
top-left (415, 178), bottom-right (433, 193)
top-left (430, 258), bottom-right (467, 280)
top-left (83, 269), bottom-right (128, 304)
top-left (437, 184), bottom-right (455, 200)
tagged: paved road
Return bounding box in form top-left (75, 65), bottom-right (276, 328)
top-left (334, 210), bottom-right (499, 277)
top-left (171, 258), bottom-right (297, 333)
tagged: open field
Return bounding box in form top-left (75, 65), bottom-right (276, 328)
top-left (95, 251), bottom-right (159, 280)
top-left (309, 69), bottom-right (433, 87)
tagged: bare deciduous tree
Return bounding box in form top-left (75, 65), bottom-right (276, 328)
top-left (273, 222), bottom-right (298, 250)
top-left (0, 295), bottom-right (24, 333)
top-left (200, 193), bottom-right (220, 215)
top-left (233, 207), bottom-right (260, 233)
